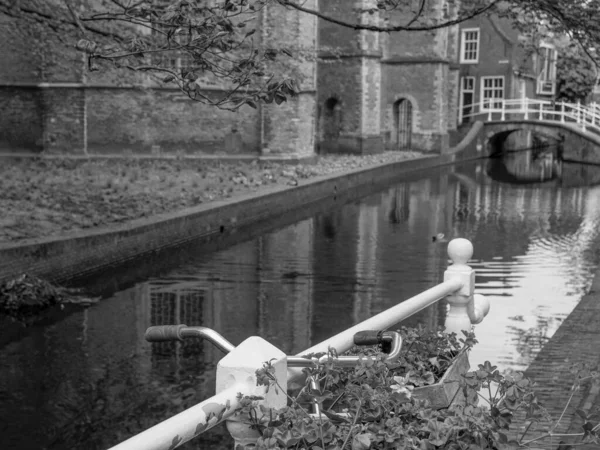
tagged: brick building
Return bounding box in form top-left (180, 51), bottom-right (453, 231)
top-left (456, 14), bottom-right (557, 125)
top-left (0, 1), bottom-right (459, 156)
top-left (0, 0), bottom-right (317, 157)
top-left (317, 0), bottom-right (460, 154)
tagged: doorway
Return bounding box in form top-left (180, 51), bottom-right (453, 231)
top-left (393, 99), bottom-right (413, 150)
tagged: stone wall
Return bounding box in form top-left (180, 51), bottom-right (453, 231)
top-left (0, 1), bottom-right (317, 157)
top-left (0, 0), bottom-right (462, 157)
top-left (317, 0), bottom-right (458, 154)
top-left (259, 0), bottom-right (318, 158)
top-left (382, 62), bottom-right (450, 152)
top-left (316, 0), bottom-right (383, 155)
top-left (86, 88), bottom-right (260, 154)
top-left (0, 2), bottom-right (87, 153)
top-left (0, 87), bottom-right (44, 151)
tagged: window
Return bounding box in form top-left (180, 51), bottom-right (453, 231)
top-left (481, 76), bottom-right (504, 110)
top-left (460, 28), bottom-right (480, 63)
top-left (149, 281), bottom-right (207, 362)
top-left (462, 77), bottom-right (475, 92)
top-left (459, 76), bottom-right (476, 124)
top-left (151, 28), bottom-right (194, 73)
top-left (537, 44), bottom-right (557, 95)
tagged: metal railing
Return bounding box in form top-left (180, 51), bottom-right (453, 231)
top-left (460, 97), bottom-right (600, 135)
top-left (108, 238), bottom-right (490, 450)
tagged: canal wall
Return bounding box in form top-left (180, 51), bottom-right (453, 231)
top-left (0, 149), bottom-right (482, 284)
top-left (514, 262), bottom-right (600, 449)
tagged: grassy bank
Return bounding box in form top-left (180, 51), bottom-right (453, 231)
top-left (0, 151), bottom-right (423, 244)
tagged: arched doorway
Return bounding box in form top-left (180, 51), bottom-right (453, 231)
top-left (323, 97), bottom-right (342, 140)
top-left (393, 99), bottom-right (413, 150)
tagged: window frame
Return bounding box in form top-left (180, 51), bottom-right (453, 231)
top-left (536, 44), bottom-right (557, 96)
top-left (460, 28), bottom-right (480, 64)
top-left (480, 76), bottom-right (505, 111)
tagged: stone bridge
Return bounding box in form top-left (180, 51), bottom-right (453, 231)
top-left (483, 120), bottom-right (600, 164)
top-left (459, 98), bottom-right (600, 164)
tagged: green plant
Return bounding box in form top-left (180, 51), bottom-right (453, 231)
top-left (234, 328), bottom-right (599, 450)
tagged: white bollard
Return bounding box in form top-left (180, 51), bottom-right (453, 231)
top-left (217, 336), bottom-right (287, 449)
top-left (443, 239), bottom-right (490, 335)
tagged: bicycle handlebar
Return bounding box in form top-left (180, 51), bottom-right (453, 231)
top-left (145, 325), bottom-right (236, 354)
top-left (353, 330), bottom-right (382, 346)
top-left (145, 324), bottom-right (187, 342)
top-left (145, 326), bottom-right (401, 366)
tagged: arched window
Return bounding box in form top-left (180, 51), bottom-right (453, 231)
top-left (393, 99), bottom-right (413, 150)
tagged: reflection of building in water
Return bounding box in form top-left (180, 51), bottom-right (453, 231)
top-left (256, 219), bottom-right (314, 354)
top-left (312, 206), bottom-right (363, 343)
top-left (388, 184), bottom-right (410, 224)
top-left (146, 280), bottom-right (213, 367)
top-left (352, 202), bottom-right (380, 324)
top-left (500, 150), bottom-right (560, 183)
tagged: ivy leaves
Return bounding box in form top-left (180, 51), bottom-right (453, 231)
top-left (239, 327), bottom-right (600, 450)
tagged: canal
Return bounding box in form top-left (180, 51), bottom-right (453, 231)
top-left (2, 152), bottom-right (600, 449)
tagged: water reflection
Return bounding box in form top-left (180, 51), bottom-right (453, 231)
top-left (487, 149), bottom-right (561, 185)
top-left (3, 159), bottom-right (600, 449)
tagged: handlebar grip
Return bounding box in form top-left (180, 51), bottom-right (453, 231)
top-left (145, 324), bottom-right (187, 342)
top-left (353, 330), bottom-right (382, 346)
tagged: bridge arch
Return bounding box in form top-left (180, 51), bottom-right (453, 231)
top-left (483, 121), bottom-right (571, 158)
top-left (486, 127), bottom-right (562, 157)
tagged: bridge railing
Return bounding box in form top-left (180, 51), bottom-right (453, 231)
top-left (460, 97), bottom-right (600, 135)
top-left (108, 238), bottom-right (490, 450)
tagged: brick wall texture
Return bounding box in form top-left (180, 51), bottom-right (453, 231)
top-left (0, 0), bottom-right (457, 156)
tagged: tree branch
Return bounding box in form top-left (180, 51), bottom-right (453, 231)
top-left (277, 0), bottom-right (501, 32)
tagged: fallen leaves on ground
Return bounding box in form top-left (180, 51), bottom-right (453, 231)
top-left (0, 151), bottom-right (422, 243)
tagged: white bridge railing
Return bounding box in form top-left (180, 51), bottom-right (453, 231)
top-left (108, 238), bottom-right (490, 450)
top-left (461, 97), bottom-right (600, 135)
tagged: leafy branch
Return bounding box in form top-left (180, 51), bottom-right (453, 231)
top-left (244, 327), bottom-right (600, 450)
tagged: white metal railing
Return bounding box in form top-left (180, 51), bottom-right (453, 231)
top-left (108, 238), bottom-right (490, 450)
top-left (459, 97), bottom-right (600, 135)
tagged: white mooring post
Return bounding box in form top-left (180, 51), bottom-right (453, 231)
top-left (443, 239), bottom-right (490, 336)
top-left (217, 337), bottom-right (287, 449)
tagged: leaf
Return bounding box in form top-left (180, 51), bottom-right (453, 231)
top-left (246, 100), bottom-right (257, 109)
top-left (168, 435), bottom-right (183, 450)
top-left (352, 433), bottom-right (371, 450)
top-left (497, 412), bottom-right (513, 430)
top-left (274, 93), bottom-right (287, 105)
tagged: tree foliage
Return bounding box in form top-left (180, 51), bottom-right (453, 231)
top-left (555, 44), bottom-right (597, 103)
top-left (3, 0), bottom-right (600, 109)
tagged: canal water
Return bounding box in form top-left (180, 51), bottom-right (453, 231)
top-left (2, 152), bottom-right (600, 449)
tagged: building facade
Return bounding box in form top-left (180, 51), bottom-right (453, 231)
top-left (456, 15), bottom-right (557, 126)
top-left (0, 1), bottom-right (460, 156)
top-left (317, 0), bottom-right (460, 154)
